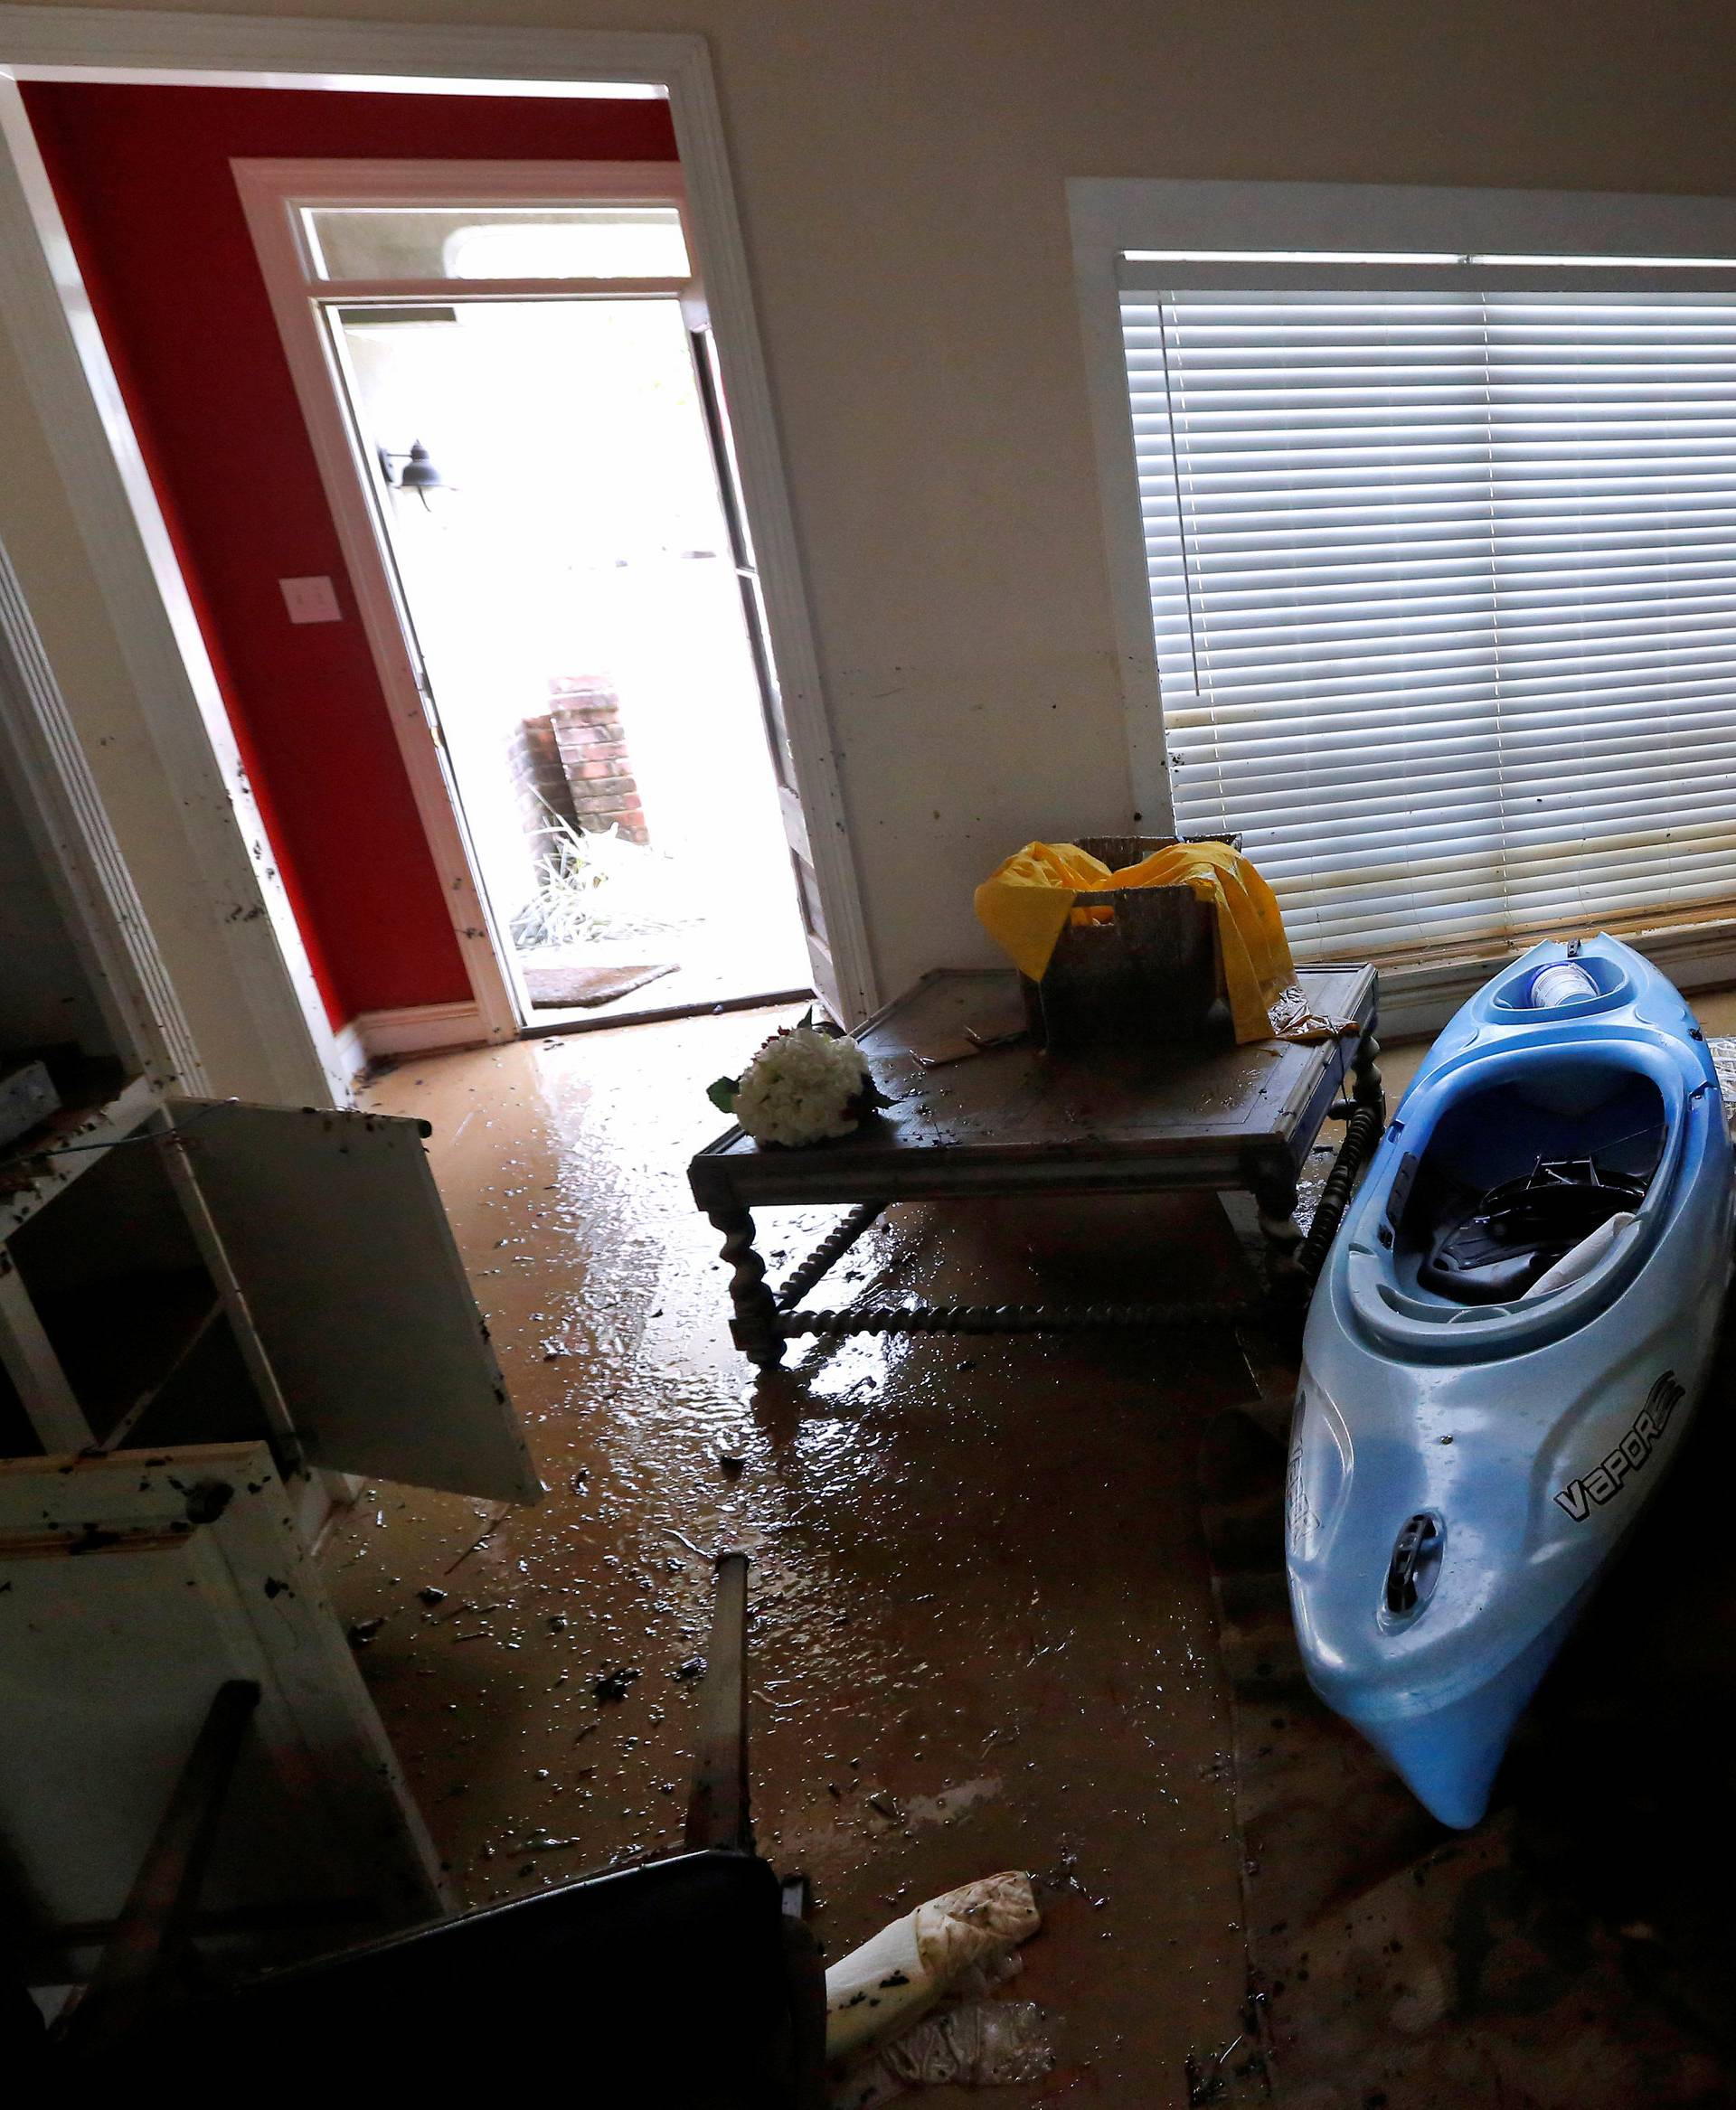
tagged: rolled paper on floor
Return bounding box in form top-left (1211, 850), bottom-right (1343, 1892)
top-left (823, 1869), bottom-right (1042, 2063)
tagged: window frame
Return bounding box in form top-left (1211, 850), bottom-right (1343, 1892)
top-left (1068, 177), bottom-right (1736, 1026)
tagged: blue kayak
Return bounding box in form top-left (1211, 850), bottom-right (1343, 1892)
top-left (1287, 934), bottom-right (1733, 1828)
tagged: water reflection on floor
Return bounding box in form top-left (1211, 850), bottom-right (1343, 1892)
top-left (333, 1006), bottom-right (1278, 2100)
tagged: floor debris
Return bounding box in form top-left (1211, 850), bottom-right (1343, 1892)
top-left (443, 1504), bottom-right (511, 1575)
top-left (840, 1996), bottom-right (1056, 2105)
top-left (825, 1869), bottom-right (1044, 2082)
top-left (336, 1012), bottom-right (1263, 2093)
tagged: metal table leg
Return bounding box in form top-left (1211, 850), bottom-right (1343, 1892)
top-left (684, 1551), bottom-right (752, 1853)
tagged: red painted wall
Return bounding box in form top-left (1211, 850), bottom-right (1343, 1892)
top-left (21, 82), bottom-right (679, 1027)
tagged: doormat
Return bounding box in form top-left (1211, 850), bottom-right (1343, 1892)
top-left (524, 961), bottom-right (676, 1010)
top-left (1199, 1333), bottom-right (1736, 2109)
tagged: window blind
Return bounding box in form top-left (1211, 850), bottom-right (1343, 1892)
top-left (1121, 287), bottom-right (1736, 961)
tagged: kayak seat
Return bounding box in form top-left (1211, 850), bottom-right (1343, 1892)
top-left (1392, 1058), bottom-right (1666, 1307)
top-left (1418, 1156), bottom-right (1648, 1304)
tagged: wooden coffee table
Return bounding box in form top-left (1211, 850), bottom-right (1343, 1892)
top-left (688, 965), bottom-right (1380, 1368)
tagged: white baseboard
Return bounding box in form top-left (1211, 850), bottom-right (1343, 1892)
top-left (344, 1000), bottom-right (492, 1063)
top-left (331, 1019), bottom-right (370, 1090)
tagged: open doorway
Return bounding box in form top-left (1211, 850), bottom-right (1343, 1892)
top-left (337, 295), bottom-right (816, 1026)
top-left (5, 46), bottom-right (876, 1083)
top-left (240, 165), bottom-right (814, 1032)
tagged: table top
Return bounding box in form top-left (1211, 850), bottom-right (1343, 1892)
top-left (689, 965), bottom-right (1376, 1209)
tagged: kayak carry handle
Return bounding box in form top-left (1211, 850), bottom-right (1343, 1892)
top-left (1385, 1512), bottom-right (1443, 1619)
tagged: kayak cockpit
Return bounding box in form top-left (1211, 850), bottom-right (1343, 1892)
top-left (1390, 1058), bottom-right (1666, 1307)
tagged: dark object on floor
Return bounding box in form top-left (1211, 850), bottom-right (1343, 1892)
top-left (689, 964), bottom-right (1382, 1365)
top-left (0, 1058), bottom-right (60, 1152)
top-left (524, 959), bottom-right (677, 1009)
top-left (23, 1554), bottom-right (826, 2106)
top-left (1198, 1340), bottom-right (1736, 2106)
top-left (1020, 832), bottom-right (1242, 1052)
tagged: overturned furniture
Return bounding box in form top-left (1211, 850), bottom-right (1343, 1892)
top-left (0, 1444), bottom-right (449, 2002)
top-left (14, 1550), bottom-right (826, 2107)
top-left (1, 533), bottom-right (537, 1527)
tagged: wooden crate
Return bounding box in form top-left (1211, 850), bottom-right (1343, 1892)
top-left (1021, 834), bottom-right (1241, 1052)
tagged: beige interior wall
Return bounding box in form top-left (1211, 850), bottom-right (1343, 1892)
top-left (9, 0), bottom-right (1736, 1013)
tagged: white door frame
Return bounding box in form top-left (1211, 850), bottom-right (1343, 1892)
top-left (236, 157), bottom-right (703, 1043)
top-left (0, 10), bottom-right (879, 1069)
top-left (0, 525), bottom-right (207, 1097)
top-left (233, 155), bottom-right (763, 1040)
top-left (0, 71), bottom-right (349, 1102)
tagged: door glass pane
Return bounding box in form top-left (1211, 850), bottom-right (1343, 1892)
top-left (301, 205), bottom-right (688, 282)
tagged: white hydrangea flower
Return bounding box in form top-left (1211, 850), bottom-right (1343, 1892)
top-left (731, 1026), bottom-right (873, 1147)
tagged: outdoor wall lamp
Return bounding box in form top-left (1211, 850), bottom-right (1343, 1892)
top-left (376, 439), bottom-right (448, 504)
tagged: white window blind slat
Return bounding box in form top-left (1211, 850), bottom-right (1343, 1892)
top-left (1124, 280), bottom-right (1736, 959)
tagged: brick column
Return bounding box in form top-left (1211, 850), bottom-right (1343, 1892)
top-left (506, 711), bottom-right (579, 847)
top-left (548, 675), bottom-right (649, 845)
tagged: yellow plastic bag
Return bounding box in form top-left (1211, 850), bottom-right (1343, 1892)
top-left (974, 838), bottom-right (1312, 1046)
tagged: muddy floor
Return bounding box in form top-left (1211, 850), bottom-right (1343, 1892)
top-left (327, 987), bottom-right (1736, 2103)
top-left (328, 1007), bottom-right (1271, 2102)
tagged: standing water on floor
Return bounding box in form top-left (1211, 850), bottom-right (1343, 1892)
top-left (326, 1010), bottom-right (1262, 2099)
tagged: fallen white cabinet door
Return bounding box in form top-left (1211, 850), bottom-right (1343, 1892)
top-left (0, 1097), bottom-right (542, 1515)
top-left (165, 1097), bottom-right (541, 1502)
top-left (0, 1443), bottom-right (449, 1988)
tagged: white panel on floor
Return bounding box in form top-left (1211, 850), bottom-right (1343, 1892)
top-left (169, 1099), bottom-right (541, 1503)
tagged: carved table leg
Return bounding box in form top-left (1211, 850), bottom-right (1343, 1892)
top-left (1352, 1021), bottom-right (1386, 1125)
top-left (711, 1206), bottom-right (785, 1369)
top-left (1252, 1165), bottom-right (1307, 1302)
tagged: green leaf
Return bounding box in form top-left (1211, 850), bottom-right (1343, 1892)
top-left (797, 1005), bottom-right (816, 1032)
top-left (706, 1076), bottom-right (739, 1115)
